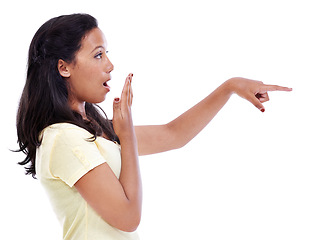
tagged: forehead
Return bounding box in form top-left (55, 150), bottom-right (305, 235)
top-left (80, 27), bottom-right (107, 52)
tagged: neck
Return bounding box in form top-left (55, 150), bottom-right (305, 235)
top-left (69, 99), bottom-right (87, 120)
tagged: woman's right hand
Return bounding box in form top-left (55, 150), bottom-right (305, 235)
top-left (75, 73), bottom-right (141, 232)
top-left (112, 73), bottom-right (134, 140)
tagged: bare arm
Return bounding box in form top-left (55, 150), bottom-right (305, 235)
top-left (75, 74), bottom-right (142, 232)
top-left (135, 77), bottom-right (292, 156)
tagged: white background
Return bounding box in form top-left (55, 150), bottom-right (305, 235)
top-left (0, 0), bottom-right (322, 239)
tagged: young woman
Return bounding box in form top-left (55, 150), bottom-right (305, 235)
top-left (16, 13), bottom-right (292, 240)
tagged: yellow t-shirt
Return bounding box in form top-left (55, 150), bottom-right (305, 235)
top-left (36, 123), bottom-right (139, 240)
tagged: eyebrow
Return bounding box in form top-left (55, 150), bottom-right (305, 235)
top-left (90, 45), bottom-right (106, 53)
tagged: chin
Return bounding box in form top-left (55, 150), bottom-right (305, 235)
top-left (86, 91), bottom-right (108, 104)
top-left (92, 96), bottom-right (107, 104)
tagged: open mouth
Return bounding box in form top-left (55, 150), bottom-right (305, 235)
top-left (103, 81), bottom-right (111, 91)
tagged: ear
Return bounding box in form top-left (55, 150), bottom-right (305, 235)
top-left (57, 59), bottom-right (71, 78)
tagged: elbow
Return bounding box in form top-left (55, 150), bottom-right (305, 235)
top-left (123, 222), bottom-right (141, 233)
top-left (117, 214), bottom-right (141, 232)
top-left (102, 207), bottom-right (141, 232)
top-left (165, 123), bottom-right (189, 150)
top-left (171, 140), bottom-right (187, 150)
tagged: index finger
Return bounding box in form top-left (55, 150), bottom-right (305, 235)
top-left (120, 73), bottom-right (133, 107)
top-left (261, 84), bottom-right (293, 92)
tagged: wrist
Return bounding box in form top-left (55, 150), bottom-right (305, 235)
top-left (223, 77), bottom-right (246, 95)
top-left (118, 128), bottom-right (137, 143)
top-left (221, 78), bottom-right (237, 96)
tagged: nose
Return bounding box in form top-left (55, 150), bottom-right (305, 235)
top-left (105, 56), bottom-right (114, 73)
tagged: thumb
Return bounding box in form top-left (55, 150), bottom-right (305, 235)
top-left (248, 94), bottom-right (265, 112)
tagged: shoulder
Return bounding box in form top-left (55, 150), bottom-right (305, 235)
top-left (43, 122), bottom-right (90, 133)
top-left (39, 123), bottom-right (96, 152)
top-left (40, 123), bottom-right (107, 187)
top-left (42, 123), bottom-right (93, 140)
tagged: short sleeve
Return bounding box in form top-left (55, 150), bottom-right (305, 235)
top-left (50, 126), bottom-right (106, 187)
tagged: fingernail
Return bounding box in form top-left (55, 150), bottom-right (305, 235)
top-left (130, 73), bottom-right (133, 77)
top-left (261, 108), bottom-right (265, 112)
top-left (114, 97), bottom-right (120, 103)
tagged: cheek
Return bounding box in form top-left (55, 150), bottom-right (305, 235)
top-left (81, 64), bottom-right (101, 81)
top-left (69, 61), bottom-right (107, 103)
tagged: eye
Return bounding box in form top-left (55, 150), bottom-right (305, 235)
top-left (94, 51), bottom-right (109, 59)
top-left (94, 52), bottom-right (103, 59)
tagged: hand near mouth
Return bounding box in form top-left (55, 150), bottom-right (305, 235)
top-left (112, 73), bottom-right (134, 139)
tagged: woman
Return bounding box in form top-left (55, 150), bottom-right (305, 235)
top-left (16, 13), bottom-right (292, 240)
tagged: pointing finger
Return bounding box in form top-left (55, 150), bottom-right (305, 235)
top-left (262, 85), bottom-right (293, 92)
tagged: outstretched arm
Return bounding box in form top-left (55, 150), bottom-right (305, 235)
top-left (135, 77), bottom-right (292, 156)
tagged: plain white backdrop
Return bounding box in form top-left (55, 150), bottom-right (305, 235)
top-left (1, 0), bottom-right (322, 239)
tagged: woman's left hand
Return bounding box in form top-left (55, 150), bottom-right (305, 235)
top-left (225, 77), bottom-right (293, 112)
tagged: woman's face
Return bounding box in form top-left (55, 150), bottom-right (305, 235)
top-left (63, 27), bottom-right (114, 114)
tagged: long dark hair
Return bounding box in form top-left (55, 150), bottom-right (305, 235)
top-left (16, 13), bottom-right (119, 178)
